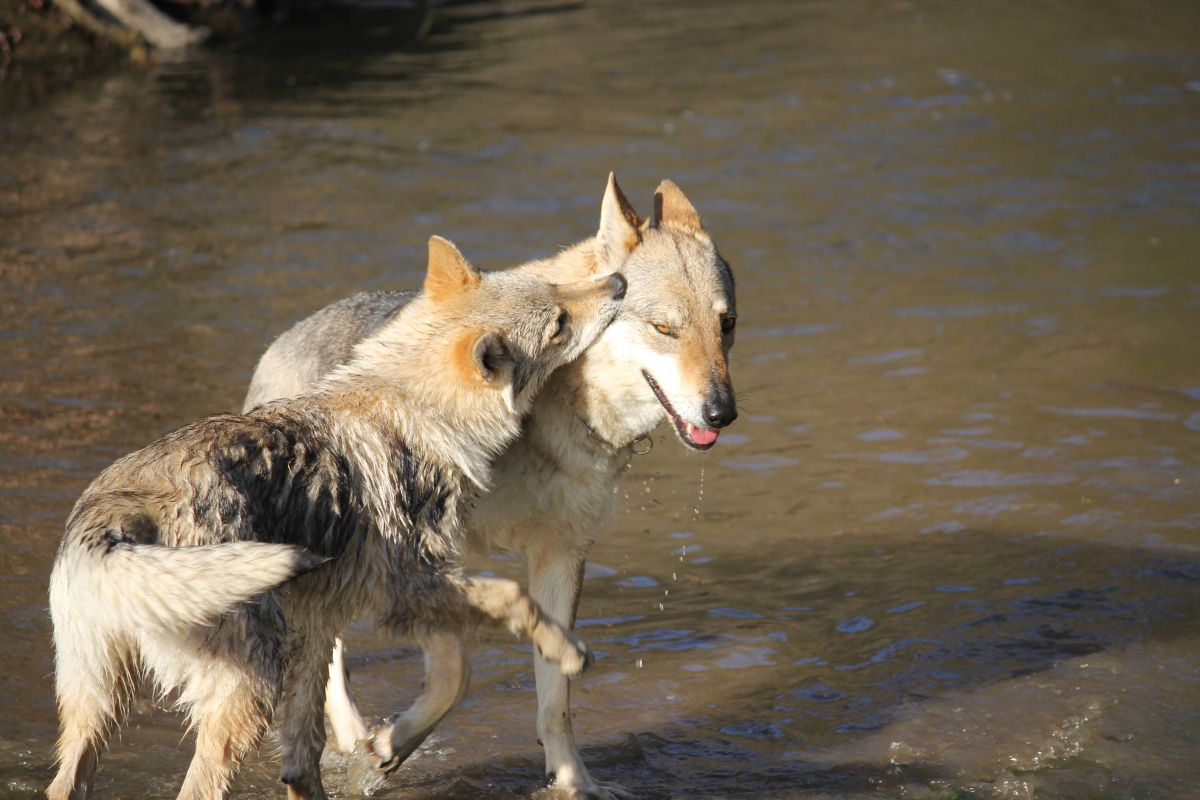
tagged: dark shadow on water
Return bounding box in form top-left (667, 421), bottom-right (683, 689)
top-left (150, 0), bottom-right (589, 112)
top-left (2, 527), bottom-right (1197, 797)
top-left (383, 733), bottom-right (952, 799)
top-left (339, 530), bottom-right (1200, 798)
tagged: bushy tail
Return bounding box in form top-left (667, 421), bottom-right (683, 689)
top-left (52, 539), bottom-right (326, 634)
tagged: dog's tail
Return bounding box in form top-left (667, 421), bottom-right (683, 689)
top-left (51, 538), bottom-right (326, 634)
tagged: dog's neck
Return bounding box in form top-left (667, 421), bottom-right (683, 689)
top-left (317, 321), bottom-right (521, 490)
top-left (527, 346), bottom-right (665, 464)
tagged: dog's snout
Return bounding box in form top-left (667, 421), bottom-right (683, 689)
top-left (702, 395), bottom-right (738, 429)
top-left (608, 272), bottom-right (627, 301)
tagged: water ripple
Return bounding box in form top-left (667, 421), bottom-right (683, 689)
top-left (848, 348), bottom-right (923, 365)
top-left (1043, 405), bottom-right (1177, 420)
top-left (930, 470), bottom-right (1076, 487)
top-left (880, 447), bottom-right (970, 464)
top-left (859, 428), bottom-right (905, 442)
top-left (741, 323), bottom-right (840, 339)
top-left (836, 616), bottom-right (875, 634)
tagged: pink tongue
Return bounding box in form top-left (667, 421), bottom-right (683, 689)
top-left (686, 423), bottom-right (720, 446)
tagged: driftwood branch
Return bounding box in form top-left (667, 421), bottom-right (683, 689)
top-left (53, 0), bottom-right (139, 46)
top-left (52, 0), bottom-right (208, 51)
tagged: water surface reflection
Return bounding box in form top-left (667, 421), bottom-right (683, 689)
top-left (2, 1), bottom-right (1199, 798)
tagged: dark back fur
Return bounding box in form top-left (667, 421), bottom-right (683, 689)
top-left (70, 401), bottom-right (453, 570)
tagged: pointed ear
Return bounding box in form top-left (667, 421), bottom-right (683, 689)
top-left (425, 236), bottom-right (481, 302)
top-left (650, 179), bottom-right (702, 231)
top-left (595, 172), bottom-right (642, 271)
top-left (472, 331), bottom-right (514, 385)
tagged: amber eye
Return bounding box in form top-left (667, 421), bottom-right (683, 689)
top-left (551, 310), bottom-right (569, 342)
top-left (721, 315), bottom-right (737, 333)
top-left (653, 323), bottom-right (676, 337)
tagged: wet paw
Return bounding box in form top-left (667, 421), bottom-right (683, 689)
top-left (363, 724), bottom-right (398, 774)
top-left (559, 634), bottom-right (592, 678)
top-left (278, 766), bottom-right (327, 799)
top-left (345, 739), bottom-right (391, 795)
top-left (542, 775), bottom-right (632, 800)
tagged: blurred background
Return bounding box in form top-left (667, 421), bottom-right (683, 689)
top-left (2, 1), bottom-right (1200, 797)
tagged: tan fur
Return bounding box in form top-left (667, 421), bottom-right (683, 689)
top-left (450, 330), bottom-right (485, 385)
top-left (652, 178), bottom-right (703, 231)
top-left (596, 172), bottom-right (644, 264)
top-left (678, 325), bottom-right (731, 408)
top-left (423, 236), bottom-right (482, 302)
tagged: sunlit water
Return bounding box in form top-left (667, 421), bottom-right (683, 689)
top-left (2, 1), bottom-right (1199, 797)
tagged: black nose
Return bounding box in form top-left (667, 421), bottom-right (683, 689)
top-left (702, 396), bottom-right (738, 429)
top-left (608, 272), bottom-right (627, 300)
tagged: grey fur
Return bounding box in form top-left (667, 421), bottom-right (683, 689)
top-left (245, 291), bottom-right (413, 411)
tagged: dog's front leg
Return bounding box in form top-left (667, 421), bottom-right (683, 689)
top-left (456, 575), bottom-right (591, 677)
top-left (324, 637), bottom-right (370, 754)
top-left (364, 629), bottom-right (469, 773)
top-left (528, 543), bottom-right (604, 798)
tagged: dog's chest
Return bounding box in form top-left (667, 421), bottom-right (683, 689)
top-left (464, 434), bottom-right (626, 555)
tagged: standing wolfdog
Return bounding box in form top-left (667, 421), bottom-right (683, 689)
top-left (48, 236), bottom-right (626, 800)
top-left (244, 175), bottom-right (737, 798)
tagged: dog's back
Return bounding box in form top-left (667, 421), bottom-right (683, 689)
top-left (245, 291), bottom-right (413, 411)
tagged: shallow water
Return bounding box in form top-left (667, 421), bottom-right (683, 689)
top-left (3, 1), bottom-right (1200, 797)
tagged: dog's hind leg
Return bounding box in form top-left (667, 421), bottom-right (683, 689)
top-left (177, 665), bottom-right (278, 800)
top-left (139, 600), bottom-right (285, 800)
top-left (48, 563), bottom-right (137, 800)
top-left (278, 631), bottom-right (333, 800)
top-left (364, 629), bottom-right (469, 772)
top-left (47, 636), bottom-right (135, 800)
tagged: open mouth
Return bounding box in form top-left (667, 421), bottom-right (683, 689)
top-left (642, 370), bottom-right (720, 451)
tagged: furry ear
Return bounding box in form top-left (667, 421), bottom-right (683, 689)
top-left (650, 179), bottom-right (702, 231)
top-left (595, 172), bottom-right (642, 271)
top-left (425, 236), bottom-right (481, 302)
top-left (472, 331), bottom-right (514, 385)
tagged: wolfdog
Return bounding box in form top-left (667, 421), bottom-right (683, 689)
top-left (244, 175), bottom-right (737, 798)
top-left (48, 236), bottom-right (626, 800)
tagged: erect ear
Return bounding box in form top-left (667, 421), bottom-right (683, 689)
top-left (650, 179), bottom-right (703, 231)
top-left (424, 235), bottom-right (481, 302)
top-left (471, 331), bottom-right (515, 385)
top-left (595, 172), bottom-right (642, 272)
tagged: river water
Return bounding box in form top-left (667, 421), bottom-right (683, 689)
top-left (2, 1), bottom-right (1199, 798)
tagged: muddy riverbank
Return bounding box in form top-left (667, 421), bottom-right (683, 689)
top-left (0, 0), bottom-right (116, 109)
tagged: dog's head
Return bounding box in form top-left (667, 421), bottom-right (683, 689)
top-left (582, 176), bottom-right (737, 451)
top-left (421, 236), bottom-right (626, 416)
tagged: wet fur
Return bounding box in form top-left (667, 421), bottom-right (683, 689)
top-left (244, 176), bottom-right (737, 798)
top-left (47, 239), bottom-right (622, 800)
